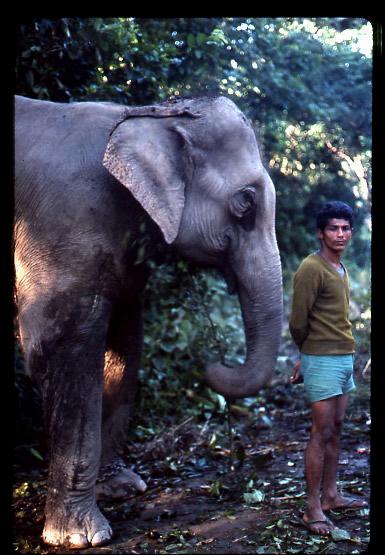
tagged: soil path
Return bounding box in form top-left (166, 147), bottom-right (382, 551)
top-left (13, 379), bottom-right (370, 554)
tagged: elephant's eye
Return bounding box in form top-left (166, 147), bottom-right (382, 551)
top-left (229, 187), bottom-right (257, 219)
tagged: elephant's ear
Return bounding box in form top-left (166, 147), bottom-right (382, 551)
top-left (103, 116), bottom-right (190, 244)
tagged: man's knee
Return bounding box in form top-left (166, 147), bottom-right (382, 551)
top-left (311, 424), bottom-right (336, 445)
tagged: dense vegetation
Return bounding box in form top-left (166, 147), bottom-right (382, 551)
top-left (15, 16), bottom-right (371, 435)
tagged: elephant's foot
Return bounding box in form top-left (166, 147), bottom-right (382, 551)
top-left (96, 459), bottom-right (147, 500)
top-left (42, 502), bottom-right (112, 548)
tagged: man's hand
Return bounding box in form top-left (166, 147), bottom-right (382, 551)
top-left (289, 360), bottom-right (303, 384)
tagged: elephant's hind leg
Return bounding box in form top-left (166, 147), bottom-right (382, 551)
top-left (98, 296), bottom-right (147, 499)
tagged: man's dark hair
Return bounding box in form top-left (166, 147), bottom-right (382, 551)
top-left (316, 201), bottom-right (353, 231)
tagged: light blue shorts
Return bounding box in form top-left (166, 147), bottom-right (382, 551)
top-left (300, 354), bottom-right (355, 403)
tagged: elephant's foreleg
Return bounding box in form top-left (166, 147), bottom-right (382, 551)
top-left (20, 292), bottom-right (114, 548)
top-left (97, 297), bottom-right (147, 498)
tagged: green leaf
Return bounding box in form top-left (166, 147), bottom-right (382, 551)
top-left (187, 34), bottom-right (195, 48)
top-left (196, 33), bottom-right (207, 45)
top-left (30, 447), bottom-right (44, 461)
top-left (209, 28), bottom-right (229, 45)
top-left (331, 527), bottom-right (351, 541)
top-left (243, 489), bottom-right (265, 504)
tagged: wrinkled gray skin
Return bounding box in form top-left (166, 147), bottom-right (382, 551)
top-left (14, 94), bottom-right (282, 548)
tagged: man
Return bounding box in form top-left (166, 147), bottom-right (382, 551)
top-left (289, 200), bottom-right (367, 535)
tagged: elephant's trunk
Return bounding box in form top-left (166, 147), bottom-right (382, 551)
top-left (205, 246), bottom-right (283, 399)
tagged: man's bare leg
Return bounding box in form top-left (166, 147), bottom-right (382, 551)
top-left (303, 397), bottom-right (337, 534)
top-left (321, 394), bottom-right (367, 511)
top-left (320, 394), bottom-right (348, 507)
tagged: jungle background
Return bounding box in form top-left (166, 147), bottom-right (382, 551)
top-left (13, 17), bottom-right (373, 554)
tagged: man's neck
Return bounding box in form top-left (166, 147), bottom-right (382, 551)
top-left (318, 245), bottom-right (342, 267)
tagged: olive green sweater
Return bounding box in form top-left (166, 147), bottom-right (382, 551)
top-left (289, 253), bottom-right (355, 354)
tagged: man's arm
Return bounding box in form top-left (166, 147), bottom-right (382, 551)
top-left (289, 262), bottom-right (321, 349)
top-left (289, 359), bottom-right (303, 384)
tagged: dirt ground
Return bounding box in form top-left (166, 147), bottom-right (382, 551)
top-left (13, 374), bottom-right (371, 554)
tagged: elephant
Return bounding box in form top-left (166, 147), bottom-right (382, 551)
top-left (14, 93), bottom-right (283, 548)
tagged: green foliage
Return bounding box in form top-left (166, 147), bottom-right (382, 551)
top-left (347, 264), bottom-right (371, 372)
top-left (137, 260), bottom-right (244, 424)
top-left (16, 18), bottom-right (106, 100)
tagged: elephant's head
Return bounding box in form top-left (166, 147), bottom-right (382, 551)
top-left (103, 95), bottom-right (283, 399)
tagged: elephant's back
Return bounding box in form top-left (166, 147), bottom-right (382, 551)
top-left (15, 96), bottom-right (127, 216)
top-left (14, 96), bottom-right (146, 283)
top-left (15, 95), bottom-right (126, 169)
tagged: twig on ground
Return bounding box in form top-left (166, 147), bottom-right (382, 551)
top-left (361, 358), bottom-right (371, 378)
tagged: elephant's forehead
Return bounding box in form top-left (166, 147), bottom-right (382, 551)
top-left (209, 100), bottom-right (252, 133)
top-left (203, 117), bottom-right (261, 171)
top-left (196, 101), bottom-right (257, 150)
top-left (194, 152), bottom-right (264, 194)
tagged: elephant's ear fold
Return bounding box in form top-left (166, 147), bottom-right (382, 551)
top-left (103, 118), bottom-right (187, 244)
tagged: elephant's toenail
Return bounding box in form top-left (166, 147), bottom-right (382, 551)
top-left (67, 533), bottom-right (88, 548)
top-left (42, 530), bottom-right (61, 546)
top-left (91, 529), bottom-right (112, 546)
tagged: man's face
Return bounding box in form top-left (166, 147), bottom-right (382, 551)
top-left (317, 218), bottom-right (352, 254)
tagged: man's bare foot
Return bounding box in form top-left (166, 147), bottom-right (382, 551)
top-left (302, 513), bottom-right (335, 535)
top-left (321, 494), bottom-right (368, 512)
